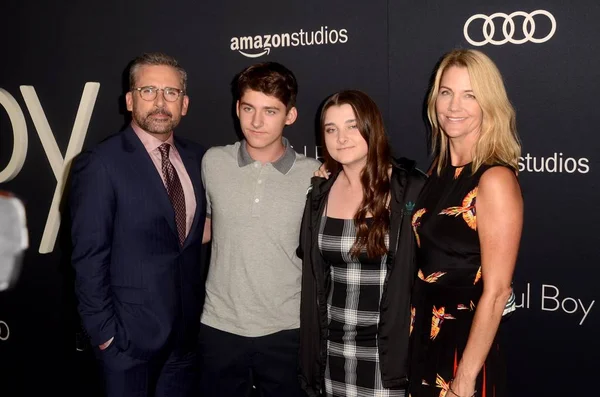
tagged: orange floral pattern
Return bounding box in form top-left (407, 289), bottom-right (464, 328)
top-left (435, 374), bottom-right (450, 397)
top-left (474, 266), bottom-right (482, 284)
top-left (439, 187), bottom-right (478, 230)
top-left (431, 306), bottom-right (456, 340)
top-left (454, 166), bottom-right (464, 179)
top-left (418, 269), bottom-right (447, 283)
top-left (412, 208), bottom-right (427, 247)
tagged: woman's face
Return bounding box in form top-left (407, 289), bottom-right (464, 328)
top-left (323, 104), bottom-right (369, 168)
top-left (435, 66), bottom-right (483, 142)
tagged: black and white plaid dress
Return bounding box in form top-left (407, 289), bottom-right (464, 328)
top-left (319, 215), bottom-right (405, 397)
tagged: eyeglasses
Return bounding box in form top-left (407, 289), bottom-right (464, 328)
top-left (132, 86), bottom-right (185, 102)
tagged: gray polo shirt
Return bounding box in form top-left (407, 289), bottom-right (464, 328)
top-left (201, 138), bottom-right (321, 337)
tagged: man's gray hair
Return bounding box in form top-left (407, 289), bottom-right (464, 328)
top-left (129, 52), bottom-right (187, 91)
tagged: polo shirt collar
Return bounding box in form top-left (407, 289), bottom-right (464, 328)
top-left (237, 137), bottom-right (296, 174)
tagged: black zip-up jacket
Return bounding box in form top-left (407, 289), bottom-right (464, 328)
top-left (297, 158), bottom-right (427, 396)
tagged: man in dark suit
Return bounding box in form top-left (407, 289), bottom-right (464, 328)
top-left (70, 52), bottom-right (207, 397)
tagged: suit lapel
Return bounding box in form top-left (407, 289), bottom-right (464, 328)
top-left (122, 127), bottom-right (179, 239)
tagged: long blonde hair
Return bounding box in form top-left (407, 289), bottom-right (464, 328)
top-left (427, 49), bottom-right (521, 175)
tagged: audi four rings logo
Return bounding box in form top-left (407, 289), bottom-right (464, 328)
top-left (0, 320), bottom-right (9, 341)
top-left (464, 10), bottom-right (557, 46)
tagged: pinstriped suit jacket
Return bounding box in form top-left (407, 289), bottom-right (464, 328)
top-left (70, 126), bottom-right (207, 359)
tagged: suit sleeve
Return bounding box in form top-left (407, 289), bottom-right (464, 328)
top-left (70, 150), bottom-right (118, 346)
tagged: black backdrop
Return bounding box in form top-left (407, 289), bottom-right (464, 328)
top-left (1, 1), bottom-right (598, 395)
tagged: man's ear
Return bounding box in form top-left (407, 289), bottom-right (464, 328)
top-left (181, 95), bottom-right (190, 116)
top-left (125, 91), bottom-right (133, 112)
top-left (285, 107), bottom-right (298, 125)
top-left (235, 100), bottom-right (240, 119)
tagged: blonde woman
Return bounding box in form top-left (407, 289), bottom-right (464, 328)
top-left (409, 49), bottom-right (523, 397)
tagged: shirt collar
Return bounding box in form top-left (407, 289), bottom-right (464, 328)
top-left (131, 122), bottom-right (175, 153)
top-left (237, 137), bottom-right (296, 174)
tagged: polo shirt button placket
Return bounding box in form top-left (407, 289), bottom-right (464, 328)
top-left (252, 163), bottom-right (267, 218)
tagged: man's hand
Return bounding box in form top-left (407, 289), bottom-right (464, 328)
top-left (99, 336), bottom-right (114, 351)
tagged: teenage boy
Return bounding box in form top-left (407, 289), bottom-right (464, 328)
top-left (198, 62), bottom-right (319, 396)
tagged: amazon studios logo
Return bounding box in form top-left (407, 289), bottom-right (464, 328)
top-left (519, 153), bottom-right (590, 174)
top-left (230, 26), bottom-right (349, 58)
top-left (464, 10), bottom-right (556, 46)
top-left (0, 320), bottom-right (9, 341)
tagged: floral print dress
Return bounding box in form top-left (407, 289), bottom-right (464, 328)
top-left (408, 163), bottom-right (511, 397)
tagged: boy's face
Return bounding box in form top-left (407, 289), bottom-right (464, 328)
top-left (236, 89), bottom-right (297, 153)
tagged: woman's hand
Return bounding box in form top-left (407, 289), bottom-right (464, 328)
top-left (448, 376), bottom-right (476, 397)
top-left (314, 163), bottom-right (330, 179)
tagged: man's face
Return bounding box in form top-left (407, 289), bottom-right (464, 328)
top-left (126, 65), bottom-right (189, 137)
top-left (236, 89), bottom-right (297, 152)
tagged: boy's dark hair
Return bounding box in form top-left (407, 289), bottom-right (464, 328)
top-left (236, 62), bottom-right (298, 110)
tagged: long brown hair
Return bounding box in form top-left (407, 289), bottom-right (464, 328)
top-left (320, 90), bottom-right (392, 258)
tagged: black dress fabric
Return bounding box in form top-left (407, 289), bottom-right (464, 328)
top-left (409, 163), bottom-right (509, 397)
